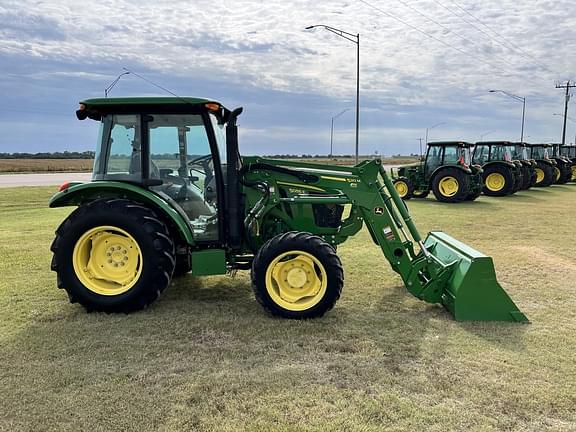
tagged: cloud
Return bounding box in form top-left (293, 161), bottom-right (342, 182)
top-left (0, 0), bottom-right (575, 153)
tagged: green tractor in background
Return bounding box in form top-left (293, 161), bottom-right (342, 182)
top-left (550, 144), bottom-right (575, 183)
top-left (511, 142), bottom-right (538, 189)
top-left (392, 141), bottom-right (483, 203)
top-left (558, 145), bottom-right (576, 181)
top-left (525, 143), bottom-right (558, 187)
top-left (48, 96), bottom-right (527, 322)
top-left (471, 141), bottom-right (526, 196)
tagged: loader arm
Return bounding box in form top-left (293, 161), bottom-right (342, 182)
top-left (242, 157), bottom-right (527, 322)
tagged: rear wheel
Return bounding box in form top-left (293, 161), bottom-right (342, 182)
top-left (482, 165), bottom-right (515, 196)
top-left (534, 162), bottom-right (555, 187)
top-left (393, 177), bottom-right (414, 200)
top-left (251, 232), bottom-right (343, 319)
top-left (50, 199), bottom-right (175, 313)
top-left (572, 165), bottom-right (576, 181)
top-left (521, 165), bottom-right (533, 189)
top-left (431, 168), bottom-right (470, 203)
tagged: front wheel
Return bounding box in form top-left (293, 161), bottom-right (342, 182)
top-left (50, 199), bottom-right (176, 313)
top-left (393, 177), bottom-right (414, 200)
top-left (251, 232), bottom-right (343, 319)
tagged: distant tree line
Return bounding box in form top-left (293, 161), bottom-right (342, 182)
top-left (0, 151), bottom-right (95, 159)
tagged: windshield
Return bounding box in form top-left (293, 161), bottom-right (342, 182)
top-left (531, 146), bottom-right (549, 159)
top-left (514, 145), bottom-right (529, 160)
top-left (492, 145), bottom-right (513, 162)
top-left (462, 147), bottom-right (472, 165)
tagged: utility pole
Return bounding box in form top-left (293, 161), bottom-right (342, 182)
top-left (555, 80), bottom-right (576, 145)
top-left (417, 138), bottom-right (423, 159)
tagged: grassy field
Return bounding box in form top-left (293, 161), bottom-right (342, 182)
top-left (0, 159), bottom-right (94, 173)
top-left (0, 156), bottom-right (418, 173)
top-left (0, 185), bottom-right (575, 431)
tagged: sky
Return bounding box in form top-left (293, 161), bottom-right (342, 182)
top-left (0, 0), bottom-right (575, 156)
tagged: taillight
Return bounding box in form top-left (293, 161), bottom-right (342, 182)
top-left (59, 182), bottom-right (70, 192)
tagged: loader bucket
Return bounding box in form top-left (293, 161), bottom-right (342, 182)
top-left (424, 231), bottom-right (528, 322)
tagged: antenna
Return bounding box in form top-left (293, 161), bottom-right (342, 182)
top-left (122, 67), bottom-right (181, 98)
top-left (104, 71), bottom-right (130, 97)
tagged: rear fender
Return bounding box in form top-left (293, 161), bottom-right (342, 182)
top-left (49, 181), bottom-right (194, 245)
top-left (482, 160), bottom-right (517, 170)
top-left (429, 165), bottom-right (471, 187)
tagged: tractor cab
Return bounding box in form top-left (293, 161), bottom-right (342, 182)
top-left (75, 97), bottom-right (236, 243)
top-left (559, 145), bottom-right (576, 181)
top-left (525, 143), bottom-right (562, 187)
top-left (424, 141), bottom-right (473, 176)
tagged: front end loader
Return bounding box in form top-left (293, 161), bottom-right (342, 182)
top-left (49, 97), bottom-right (527, 322)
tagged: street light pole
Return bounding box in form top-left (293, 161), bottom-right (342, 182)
top-left (305, 25), bottom-right (360, 164)
top-left (330, 108), bottom-right (350, 157)
top-left (489, 89), bottom-right (526, 142)
top-left (480, 130), bottom-right (496, 141)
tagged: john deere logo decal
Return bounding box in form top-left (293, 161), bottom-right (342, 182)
top-left (374, 207), bottom-right (384, 215)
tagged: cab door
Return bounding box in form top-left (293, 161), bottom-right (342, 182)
top-left (147, 113), bottom-right (221, 242)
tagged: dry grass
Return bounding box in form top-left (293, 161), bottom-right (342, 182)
top-left (0, 185), bottom-right (575, 431)
top-left (0, 159), bottom-right (94, 173)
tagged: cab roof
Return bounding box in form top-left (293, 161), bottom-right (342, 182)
top-left (81, 96), bottom-right (221, 108)
top-left (77, 96), bottom-right (231, 121)
top-left (475, 141), bottom-right (513, 145)
top-left (427, 141), bottom-right (474, 147)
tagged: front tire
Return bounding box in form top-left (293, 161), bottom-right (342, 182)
top-left (50, 199), bottom-right (175, 313)
top-left (393, 177), bottom-right (414, 200)
top-left (251, 232), bottom-right (343, 319)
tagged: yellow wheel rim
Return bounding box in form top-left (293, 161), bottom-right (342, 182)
top-left (485, 172), bottom-right (506, 192)
top-left (72, 226), bottom-right (143, 296)
top-left (571, 166), bottom-right (576, 181)
top-left (554, 167), bottom-right (561, 182)
top-left (395, 181), bottom-right (409, 198)
top-left (265, 250), bottom-right (327, 311)
top-left (438, 176), bottom-right (459, 197)
top-left (535, 168), bottom-right (545, 184)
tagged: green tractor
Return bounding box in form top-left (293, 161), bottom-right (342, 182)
top-left (49, 97), bottom-right (527, 322)
top-left (392, 141), bottom-right (483, 203)
top-left (525, 143), bottom-right (558, 187)
top-left (511, 142), bottom-right (538, 189)
top-left (471, 141), bottom-right (525, 196)
top-left (550, 144), bottom-right (574, 184)
top-left (558, 145), bottom-right (576, 181)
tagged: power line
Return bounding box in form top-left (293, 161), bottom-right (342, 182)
top-left (391, 0), bottom-right (522, 71)
top-left (447, 0), bottom-right (555, 74)
top-left (356, 0), bottom-right (549, 88)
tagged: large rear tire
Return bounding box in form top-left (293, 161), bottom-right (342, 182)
top-left (431, 168), bottom-right (470, 203)
top-left (482, 165), bottom-right (516, 196)
top-left (50, 199), bottom-right (175, 313)
top-left (534, 162), bottom-right (555, 187)
top-left (520, 165), bottom-right (533, 190)
top-left (251, 232), bottom-right (343, 319)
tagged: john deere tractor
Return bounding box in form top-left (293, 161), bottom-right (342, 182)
top-left (559, 145), bottom-right (576, 181)
top-left (393, 141), bottom-right (483, 203)
top-left (549, 144), bottom-right (574, 184)
top-left (526, 143), bottom-right (557, 187)
top-left (511, 142), bottom-right (538, 189)
top-left (49, 97), bottom-right (527, 322)
top-left (472, 141), bottom-right (524, 196)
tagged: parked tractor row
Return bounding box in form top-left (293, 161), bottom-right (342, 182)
top-left (393, 141), bottom-right (576, 203)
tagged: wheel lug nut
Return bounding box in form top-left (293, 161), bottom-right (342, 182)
top-left (108, 259), bottom-right (112, 264)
